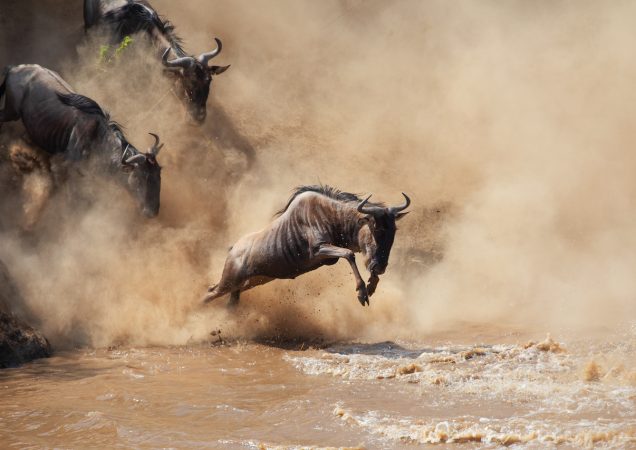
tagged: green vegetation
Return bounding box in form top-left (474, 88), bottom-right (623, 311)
top-left (98, 36), bottom-right (134, 64)
top-left (115, 36), bottom-right (134, 57)
top-left (98, 44), bottom-right (110, 63)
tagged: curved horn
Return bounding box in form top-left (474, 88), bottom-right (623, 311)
top-left (357, 194), bottom-right (372, 213)
top-left (357, 194), bottom-right (384, 216)
top-left (388, 193), bottom-right (411, 215)
top-left (120, 144), bottom-right (132, 165)
top-left (162, 47), bottom-right (195, 69)
top-left (197, 37), bottom-right (222, 65)
top-left (125, 154), bottom-right (147, 165)
top-left (148, 132), bottom-right (164, 155)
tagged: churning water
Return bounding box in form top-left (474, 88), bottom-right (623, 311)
top-left (2, 326), bottom-right (635, 449)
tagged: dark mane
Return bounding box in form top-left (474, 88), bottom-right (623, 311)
top-left (276, 185), bottom-right (384, 216)
top-left (104, 1), bottom-right (185, 55)
top-left (57, 92), bottom-right (129, 147)
top-left (57, 92), bottom-right (107, 117)
top-left (108, 120), bottom-right (128, 144)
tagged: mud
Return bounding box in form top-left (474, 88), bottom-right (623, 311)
top-left (0, 259), bottom-right (50, 367)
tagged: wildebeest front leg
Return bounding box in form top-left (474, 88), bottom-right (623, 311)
top-left (203, 283), bottom-right (231, 304)
top-left (314, 244), bottom-right (369, 306)
top-left (367, 273), bottom-right (380, 297)
top-left (227, 290), bottom-right (240, 308)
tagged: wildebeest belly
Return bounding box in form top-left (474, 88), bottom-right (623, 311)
top-left (20, 97), bottom-right (76, 155)
top-left (249, 256), bottom-right (338, 280)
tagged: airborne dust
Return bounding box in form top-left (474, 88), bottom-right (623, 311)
top-left (1, 0), bottom-right (636, 350)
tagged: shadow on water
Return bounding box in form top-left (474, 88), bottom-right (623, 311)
top-left (324, 340), bottom-right (499, 359)
top-left (0, 351), bottom-right (116, 382)
top-left (253, 339), bottom-right (436, 358)
top-left (326, 341), bottom-right (430, 359)
top-left (251, 337), bottom-right (334, 351)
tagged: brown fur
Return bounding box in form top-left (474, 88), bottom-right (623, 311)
top-left (203, 186), bottom-right (409, 308)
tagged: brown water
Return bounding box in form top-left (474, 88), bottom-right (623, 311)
top-left (2, 327), bottom-right (635, 449)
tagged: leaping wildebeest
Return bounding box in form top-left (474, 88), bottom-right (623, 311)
top-left (0, 64), bottom-right (163, 218)
top-left (84, 0), bottom-right (230, 124)
top-left (204, 185), bottom-right (410, 307)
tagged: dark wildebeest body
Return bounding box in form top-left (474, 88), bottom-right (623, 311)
top-left (84, 0), bottom-right (230, 123)
top-left (0, 64), bottom-right (163, 218)
top-left (204, 186), bottom-right (410, 307)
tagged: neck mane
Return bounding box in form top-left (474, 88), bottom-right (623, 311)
top-left (57, 92), bottom-right (129, 166)
top-left (105, 1), bottom-right (187, 57)
top-left (277, 184), bottom-right (384, 216)
top-left (277, 185), bottom-right (385, 250)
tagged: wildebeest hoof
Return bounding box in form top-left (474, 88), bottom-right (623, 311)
top-left (367, 275), bottom-right (379, 297)
top-left (357, 288), bottom-right (369, 306)
top-left (202, 293), bottom-right (216, 304)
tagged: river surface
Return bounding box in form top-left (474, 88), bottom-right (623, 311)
top-left (1, 326), bottom-right (635, 449)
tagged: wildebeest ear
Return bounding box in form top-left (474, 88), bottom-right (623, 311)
top-left (358, 216), bottom-right (372, 225)
top-left (395, 212), bottom-right (410, 221)
top-left (209, 65), bottom-right (230, 75)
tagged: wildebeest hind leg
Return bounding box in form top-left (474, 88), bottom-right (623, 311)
top-left (227, 291), bottom-right (240, 308)
top-left (203, 253), bottom-right (245, 304)
top-left (203, 282), bottom-right (234, 304)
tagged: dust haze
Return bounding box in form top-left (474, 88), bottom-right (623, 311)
top-left (1, 0), bottom-right (635, 348)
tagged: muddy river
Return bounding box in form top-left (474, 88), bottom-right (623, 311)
top-left (2, 0), bottom-right (636, 448)
top-left (1, 326), bottom-right (634, 449)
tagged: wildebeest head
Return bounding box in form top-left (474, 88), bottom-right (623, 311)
top-left (161, 38), bottom-right (230, 124)
top-left (356, 193), bottom-right (411, 275)
top-left (120, 133), bottom-right (163, 218)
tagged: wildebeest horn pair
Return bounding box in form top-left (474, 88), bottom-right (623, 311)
top-left (121, 144), bottom-right (138, 165)
top-left (357, 193), bottom-right (411, 216)
top-left (161, 37), bottom-right (223, 69)
top-left (121, 133), bottom-right (163, 165)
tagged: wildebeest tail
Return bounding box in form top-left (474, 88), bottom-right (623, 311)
top-left (83, 0), bottom-right (102, 31)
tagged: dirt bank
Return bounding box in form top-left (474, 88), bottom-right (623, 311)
top-left (0, 259), bottom-right (50, 368)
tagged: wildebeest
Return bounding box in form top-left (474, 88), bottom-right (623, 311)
top-left (203, 185), bottom-right (410, 307)
top-left (0, 64), bottom-right (163, 218)
top-left (84, 0), bottom-right (230, 123)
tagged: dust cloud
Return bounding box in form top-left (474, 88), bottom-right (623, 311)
top-left (1, 0), bottom-right (635, 348)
